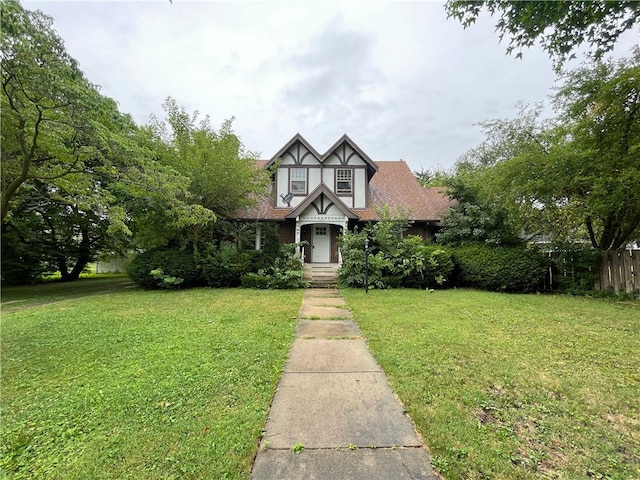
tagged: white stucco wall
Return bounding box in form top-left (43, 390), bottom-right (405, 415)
top-left (273, 141), bottom-right (371, 209)
top-left (354, 168), bottom-right (367, 208)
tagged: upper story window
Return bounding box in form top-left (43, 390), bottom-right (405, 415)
top-left (336, 168), bottom-right (352, 194)
top-left (290, 167), bottom-right (307, 194)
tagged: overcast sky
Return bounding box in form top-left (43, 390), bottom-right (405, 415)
top-left (27, 1), bottom-right (639, 173)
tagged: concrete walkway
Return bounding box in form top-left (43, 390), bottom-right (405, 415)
top-left (251, 288), bottom-right (439, 480)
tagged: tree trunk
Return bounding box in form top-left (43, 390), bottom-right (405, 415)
top-left (57, 227), bottom-right (92, 281)
top-left (65, 228), bottom-right (92, 281)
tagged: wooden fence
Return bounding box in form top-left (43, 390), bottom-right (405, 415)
top-left (545, 249), bottom-right (639, 296)
top-left (595, 249), bottom-right (640, 295)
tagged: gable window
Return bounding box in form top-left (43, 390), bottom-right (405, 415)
top-left (336, 168), bottom-right (352, 194)
top-left (290, 168), bottom-right (307, 194)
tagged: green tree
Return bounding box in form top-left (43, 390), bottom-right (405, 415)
top-left (414, 167), bottom-right (452, 187)
top-left (446, 1), bottom-right (640, 68)
top-left (459, 51), bottom-right (640, 250)
top-left (436, 165), bottom-right (521, 247)
top-left (147, 98), bottom-right (270, 250)
top-left (1, 0), bottom-right (105, 223)
top-left (1, 2), bottom-right (203, 282)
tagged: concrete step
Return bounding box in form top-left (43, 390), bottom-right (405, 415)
top-left (304, 264), bottom-right (340, 287)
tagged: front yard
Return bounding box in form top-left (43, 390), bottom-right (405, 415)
top-left (1, 287), bottom-right (302, 479)
top-left (342, 289), bottom-right (640, 479)
top-left (2, 283), bottom-right (638, 479)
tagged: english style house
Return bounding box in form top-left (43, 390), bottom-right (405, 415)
top-left (236, 133), bottom-right (454, 269)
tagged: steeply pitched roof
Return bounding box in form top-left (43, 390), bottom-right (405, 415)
top-left (264, 133), bottom-right (378, 178)
top-left (285, 183), bottom-right (359, 220)
top-left (235, 159), bottom-right (455, 223)
top-left (323, 134), bottom-right (378, 178)
top-left (264, 133), bottom-right (322, 169)
top-left (358, 161), bottom-right (455, 222)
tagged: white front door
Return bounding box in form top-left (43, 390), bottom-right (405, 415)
top-left (312, 224), bottom-right (330, 263)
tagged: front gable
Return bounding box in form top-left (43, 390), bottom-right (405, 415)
top-left (271, 134), bottom-right (377, 210)
top-left (265, 133), bottom-right (322, 169)
top-left (323, 134), bottom-right (378, 179)
top-left (285, 184), bottom-right (359, 222)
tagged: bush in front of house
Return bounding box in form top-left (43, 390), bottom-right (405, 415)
top-left (241, 243), bottom-right (308, 289)
top-left (126, 247), bottom-right (202, 289)
top-left (200, 242), bottom-right (254, 288)
top-left (337, 228), bottom-right (389, 289)
top-left (450, 243), bottom-right (547, 293)
top-left (240, 272), bottom-right (272, 289)
top-left (338, 225), bottom-right (454, 289)
top-left (392, 236), bottom-right (455, 289)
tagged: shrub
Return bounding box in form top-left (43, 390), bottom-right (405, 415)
top-left (338, 226), bottom-right (454, 289)
top-left (127, 248), bottom-right (202, 289)
top-left (266, 243), bottom-right (308, 289)
top-left (337, 229), bottom-right (391, 289)
top-left (451, 244), bottom-right (547, 293)
top-left (549, 246), bottom-right (599, 295)
top-left (241, 272), bottom-right (272, 289)
top-left (200, 242), bottom-right (253, 288)
top-left (392, 237), bottom-right (454, 289)
top-left (241, 243), bottom-right (307, 289)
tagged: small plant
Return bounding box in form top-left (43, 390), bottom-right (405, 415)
top-left (431, 454), bottom-right (450, 474)
top-left (150, 269), bottom-right (184, 288)
top-left (348, 443), bottom-right (358, 450)
top-left (291, 443), bottom-right (305, 454)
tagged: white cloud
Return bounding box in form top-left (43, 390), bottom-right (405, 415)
top-left (26, 1), bottom-right (640, 172)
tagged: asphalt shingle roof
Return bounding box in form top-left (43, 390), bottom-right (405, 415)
top-left (236, 160), bottom-right (455, 223)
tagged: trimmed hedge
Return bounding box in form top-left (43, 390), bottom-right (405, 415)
top-left (451, 244), bottom-right (547, 293)
top-left (240, 272), bottom-right (272, 289)
top-left (126, 248), bottom-right (202, 289)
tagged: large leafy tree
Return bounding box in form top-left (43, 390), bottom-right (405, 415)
top-left (457, 51), bottom-right (640, 250)
top-left (1, 1), bottom-right (134, 281)
top-left (446, 1), bottom-right (640, 68)
top-left (1, 2), bottom-right (203, 282)
top-left (146, 98), bottom-right (270, 250)
top-left (1, 0), bottom-right (102, 223)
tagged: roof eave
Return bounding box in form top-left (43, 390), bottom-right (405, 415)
top-left (285, 183), bottom-right (359, 220)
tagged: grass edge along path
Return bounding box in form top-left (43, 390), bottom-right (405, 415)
top-left (342, 289), bottom-right (640, 480)
top-left (1, 288), bottom-right (303, 479)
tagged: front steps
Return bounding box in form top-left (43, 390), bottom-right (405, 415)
top-left (303, 263), bottom-right (340, 287)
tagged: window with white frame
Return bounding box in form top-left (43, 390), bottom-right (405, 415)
top-left (290, 168), bottom-right (307, 194)
top-left (248, 224), bottom-right (264, 250)
top-left (336, 168), bottom-right (352, 194)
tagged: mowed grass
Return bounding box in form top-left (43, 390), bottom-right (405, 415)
top-left (1, 286), bottom-right (303, 479)
top-left (1, 274), bottom-right (132, 309)
top-left (342, 289), bottom-right (640, 480)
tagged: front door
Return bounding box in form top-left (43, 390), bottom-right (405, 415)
top-left (312, 224), bottom-right (330, 263)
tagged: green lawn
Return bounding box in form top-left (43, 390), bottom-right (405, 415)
top-left (1, 285), bottom-right (303, 479)
top-left (4, 284), bottom-right (638, 479)
top-left (342, 289), bottom-right (640, 479)
top-left (1, 274), bottom-right (132, 309)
